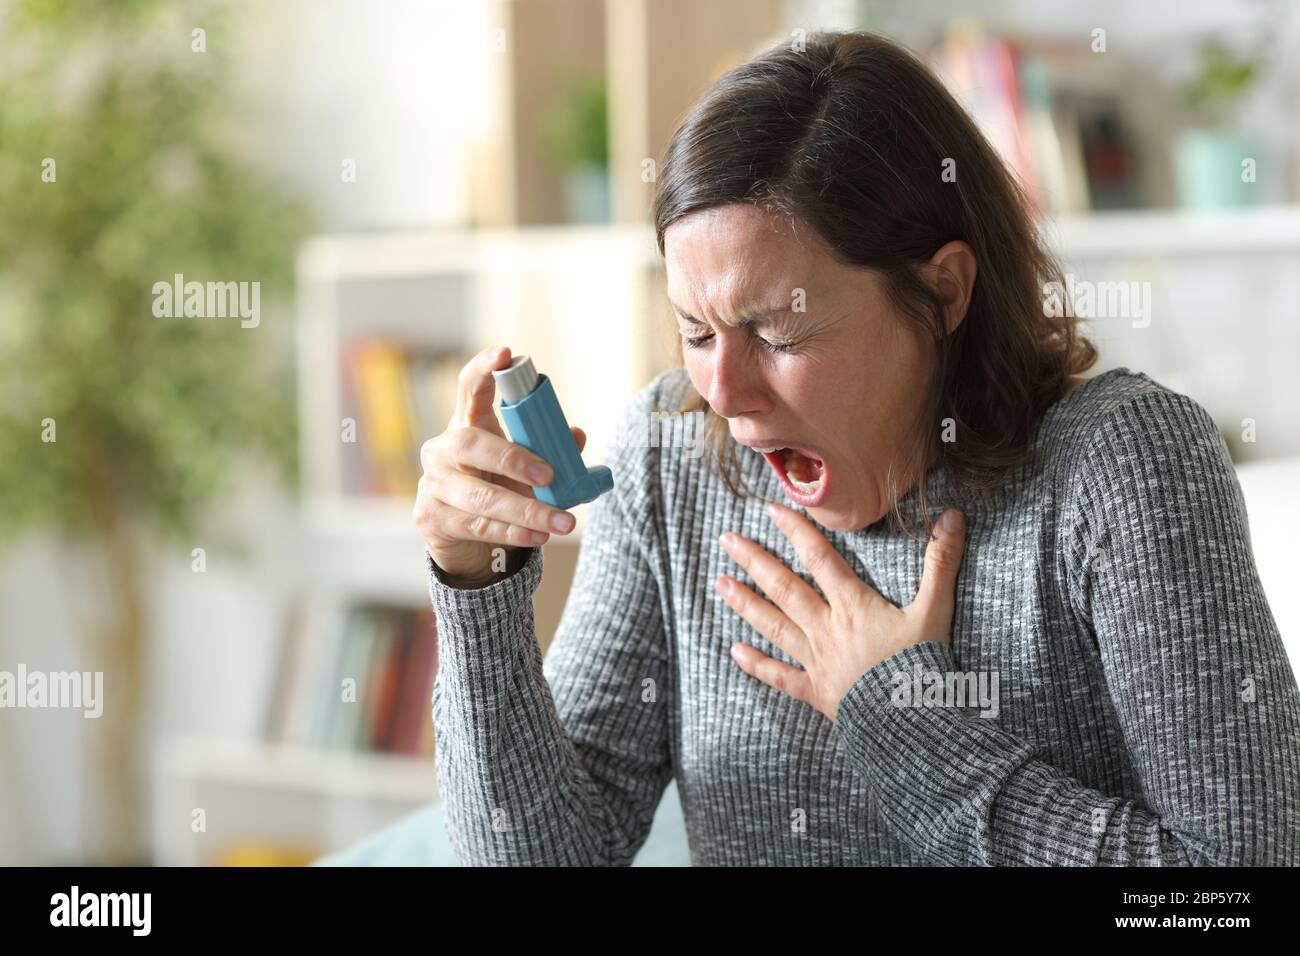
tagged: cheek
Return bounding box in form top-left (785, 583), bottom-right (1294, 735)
top-left (877, 311), bottom-right (931, 372)
top-left (682, 350), bottom-right (710, 395)
top-left (849, 319), bottom-right (929, 405)
top-left (767, 359), bottom-right (823, 407)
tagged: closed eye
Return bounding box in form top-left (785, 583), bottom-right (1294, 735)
top-left (682, 329), bottom-right (793, 354)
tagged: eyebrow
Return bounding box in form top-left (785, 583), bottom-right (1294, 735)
top-left (668, 300), bottom-right (790, 329)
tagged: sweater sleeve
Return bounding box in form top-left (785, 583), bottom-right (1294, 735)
top-left (428, 389), bottom-right (673, 866)
top-left (832, 389), bottom-right (1300, 866)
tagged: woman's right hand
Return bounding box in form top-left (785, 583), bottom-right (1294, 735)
top-left (413, 345), bottom-right (584, 587)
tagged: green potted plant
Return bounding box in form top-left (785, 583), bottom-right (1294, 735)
top-left (540, 73), bottom-right (610, 224)
top-left (1174, 39), bottom-right (1264, 209)
top-left (0, 0), bottom-right (310, 862)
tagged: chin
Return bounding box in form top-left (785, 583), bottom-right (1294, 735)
top-left (800, 499), bottom-right (885, 533)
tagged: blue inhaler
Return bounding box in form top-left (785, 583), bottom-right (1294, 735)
top-left (492, 355), bottom-right (614, 509)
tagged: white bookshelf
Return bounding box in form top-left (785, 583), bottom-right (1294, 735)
top-left (1041, 203), bottom-right (1300, 462)
top-left (153, 223), bottom-right (672, 865)
top-left (297, 223), bottom-right (673, 549)
top-left (293, 224), bottom-right (668, 640)
top-left (153, 736), bottom-right (438, 866)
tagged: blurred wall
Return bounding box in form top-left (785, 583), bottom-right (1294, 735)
top-left (0, 0), bottom-right (491, 864)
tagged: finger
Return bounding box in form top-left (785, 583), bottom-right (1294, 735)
top-left (424, 469), bottom-right (576, 537)
top-left (729, 642), bottom-right (814, 705)
top-left (572, 425), bottom-right (586, 455)
top-left (719, 531), bottom-right (826, 635)
top-left (455, 345), bottom-right (512, 431)
top-left (766, 502), bottom-right (871, 606)
top-left (429, 426), bottom-right (554, 492)
top-left (912, 508), bottom-right (966, 633)
top-left (425, 497), bottom-right (552, 549)
top-left (714, 575), bottom-right (812, 664)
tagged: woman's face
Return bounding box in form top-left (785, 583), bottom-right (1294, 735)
top-left (664, 203), bottom-right (935, 532)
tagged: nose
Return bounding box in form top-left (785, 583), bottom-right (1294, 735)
top-left (703, 331), bottom-right (768, 420)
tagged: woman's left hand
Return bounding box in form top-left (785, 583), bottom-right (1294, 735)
top-left (717, 502), bottom-right (967, 722)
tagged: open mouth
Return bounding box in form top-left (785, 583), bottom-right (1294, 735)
top-left (756, 446), bottom-right (830, 507)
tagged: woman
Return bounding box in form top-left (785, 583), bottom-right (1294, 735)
top-left (412, 31), bottom-right (1299, 865)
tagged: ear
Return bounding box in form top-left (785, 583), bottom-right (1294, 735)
top-left (925, 240), bottom-right (978, 335)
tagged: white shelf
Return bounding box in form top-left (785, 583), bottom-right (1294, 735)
top-left (299, 205), bottom-right (1300, 285)
top-left (300, 496), bottom-right (585, 605)
top-left (1043, 204), bottom-right (1300, 258)
top-left (304, 495), bottom-right (592, 541)
top-left (305, 496), bottom-right (425, 539)
top-left (298, 223), bottom-right (660, 280)
top-left (157, 735), bottom-right (439, 803)
top-left (153, 735), bottom-right (440, 865)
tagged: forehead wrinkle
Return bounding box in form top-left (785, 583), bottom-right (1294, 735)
top-left (667, 215), bottom-right (813, 326)
top-left (698, 266), bottom-right (796, 328)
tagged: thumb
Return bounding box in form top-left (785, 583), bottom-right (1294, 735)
top-left (572, 425), bottom-right (586, 454)
top-left (913, 508), bottom-right (966, 634)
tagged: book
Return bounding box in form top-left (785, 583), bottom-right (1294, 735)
top-left (342, 343), bottom-right (466, 496)
top-left (390, 612), bottom-right (439, 755)
top-left (351, 342), bottom-right (419, 496)
top-left (328, 610), bottom-right (376, 750)
top-left (268, 602), bottom-right (441, 757)
top-left (365, 610), bottom-right (406, 751)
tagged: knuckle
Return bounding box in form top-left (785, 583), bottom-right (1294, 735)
top-left (450, 427), bottom-right (477, 458)
top-left (926, 539), bottom-right (961, 572)
top-left (468, 482), bottom-right (499, 515)
top-left (457, 361), bottom-right (476, 390)
top-left (802, 545), bottom-right (830, 577)
top-left (512, 524), bottom-right (542, 547)
top-left (526, 501), bottom-right (551, 529)
top-left (465, 513), bottom-right (492, 539)
top-left (412, 478), bottom-right (437, 525)
top-left (768, 576), bottom-right (793, 609)
top-left (417, 503), bottom-right (449, 540)
top-left (420, 437), bottom-right (440, 469)
top-left (496, 444), bottom-right (521, 477)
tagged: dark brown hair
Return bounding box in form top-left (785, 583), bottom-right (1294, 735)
top-left (652, 30), bottom-right (1095, 534)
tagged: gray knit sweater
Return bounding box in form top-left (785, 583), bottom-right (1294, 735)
top-left (426, 366), bottom-right (1300, 866)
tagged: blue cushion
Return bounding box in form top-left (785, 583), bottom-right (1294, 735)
top-left (314, 780), bottom-right (690, 866)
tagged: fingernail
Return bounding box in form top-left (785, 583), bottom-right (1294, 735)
top-left (550, 512), bottom-right (575, 533)
top-left (719, 532), bottom-right (734, 549)
top-left (528, 463), bottom-right (552, 484)
top-left (716, 576), bottom-right (733, 596)
top-left (940, 509), bottom-right (964, 533)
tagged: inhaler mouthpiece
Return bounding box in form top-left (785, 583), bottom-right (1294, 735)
top-left (493, 355), bottom-right (539, 405)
